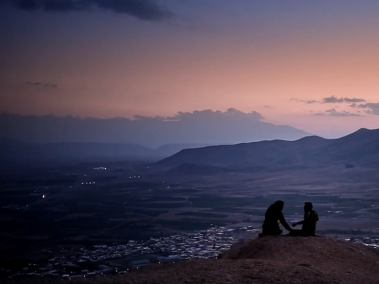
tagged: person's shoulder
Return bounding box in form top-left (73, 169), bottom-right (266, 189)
top-left (311, 210), bottom-right (319, 220)
top-left (267, 204), bottom-right (275, 211)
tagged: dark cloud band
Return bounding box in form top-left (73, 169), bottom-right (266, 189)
top-left (291, 96), bottom-right (367, 105)
top-left (6, 0), bottom-right (173, 21)
top-left (0, 110), bottom-right (308, 147)
top-left (355, 103), bottom-right (379, 115)
top-left (26, 81), bottom-right (58, 88)
top-left (313, 109), bottom-right (362, 117)
top-left (322, 96), bottom-right (366, 104)
top-left (134, 108), bottom-right (264, 122)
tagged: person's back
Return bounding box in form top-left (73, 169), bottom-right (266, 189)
top-left (261, 200), bottom-right (292, 236)
top-left (292, 202), bottom-right (319, 236)
top-left (302, 209), bottom-right (319, 236)
top-left (262, 204), bottom-right (280, 233)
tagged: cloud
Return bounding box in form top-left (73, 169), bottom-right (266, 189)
top-left (343, 97), bottom-right (366, 103)
top-left (313, 109), bottom-right (362, 117)
top-left (290, 98), bottom-right (318, 104)
top-left (322, 96), bottom-right (366, 104)
top-left (169, 108), bottom-right (264, 121)
top-left (133, 108), bottom-right (264, 122)
top-left (355, 103), bottom-right (379, 115)
top-left (291, 96), bottom-right (367, 105)
top-left (26, 81), bottom-right (58, 88)
top-left (306, 100), bottom-right (317, 104)
top-left (322, 96), bottom-right (344, 103)
top-left (0, 109), bottom-right (309, 147)
top-left (6, 0), bottom-right (173, 21)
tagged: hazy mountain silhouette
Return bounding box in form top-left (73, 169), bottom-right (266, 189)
top-left (0, 139), bottom-right (216, 166)
top-left (155, 143), bottom-right (213, 157)
top-left (158, 128), bottom-right (379, 171)
top-left (0, 139), bottom-right (154, 164)
top-left (0, 111), bottom-right (309, 147)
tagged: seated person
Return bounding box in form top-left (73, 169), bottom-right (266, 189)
top-left (260, 200), bottom-right (292, 237)
top-left (291, 202), bottom-right (319, 236)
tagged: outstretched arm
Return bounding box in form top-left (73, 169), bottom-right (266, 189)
top-left (292, 220), bottom-right (304, 227)
top-left (279, 213), bottom-right (292, 232)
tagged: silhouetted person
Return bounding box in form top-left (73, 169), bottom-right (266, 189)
top-left (291, 202), bottom-right (319, 236)
top-left (260, 200), bottom-right (292, 237)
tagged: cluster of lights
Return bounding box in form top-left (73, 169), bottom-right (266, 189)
top-left (81, 182), bottom-right (96, 185)
top-left (93, 167), bottom-right (107, 171)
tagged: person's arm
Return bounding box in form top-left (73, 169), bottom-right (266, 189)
top-left (292, 220), bottom-right (304, 227)
top-left (314, 212), bottom-right (319, 221)
top-left (279, 212), bottom-right (292, 232)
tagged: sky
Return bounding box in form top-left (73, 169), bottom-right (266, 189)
top-left (1, 0), bottom-right (379, 139)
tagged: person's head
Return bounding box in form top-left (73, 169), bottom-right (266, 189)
top-left (273, 200), bottom-right (284, 211)
top-left (304, 202), bottom-right (313, 212)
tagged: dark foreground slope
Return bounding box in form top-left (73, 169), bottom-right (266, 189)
top-left (158, 128), bottom-right (379, 170)
top-left (8, 237), bottom-right (379, 284)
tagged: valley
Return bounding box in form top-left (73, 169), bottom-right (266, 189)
top-left (1, 129), bottom-right (379, 279)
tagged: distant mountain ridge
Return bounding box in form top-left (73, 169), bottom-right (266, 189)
top-left (2, 128), bottom-right (378, 170)
top-left (0, 139), bottom-right (214, 165)
top-left (157, 128), bottom-right (379, 171)
top-left (0, 112), bottom-right (309, 147)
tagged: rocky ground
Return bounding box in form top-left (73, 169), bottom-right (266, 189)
top-left (5, 236), bottom-right (379, 284)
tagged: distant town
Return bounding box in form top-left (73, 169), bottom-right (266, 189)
top-left (1, 226), bottom-right (378, 281)
top-left (1, 226), bottom-right (255, 280)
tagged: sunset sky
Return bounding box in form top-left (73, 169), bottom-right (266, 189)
top-left (1, 0), bottom-right (379, 138)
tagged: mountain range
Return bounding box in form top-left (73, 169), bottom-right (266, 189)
top-left (2, 126), bottom-right (378, 171)
top-left (0, 112), bottom-right (309, 147)
top-left (0, 138), bottom-right (211, 165)
top-left (158, 128), bottom-right (379, 172)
